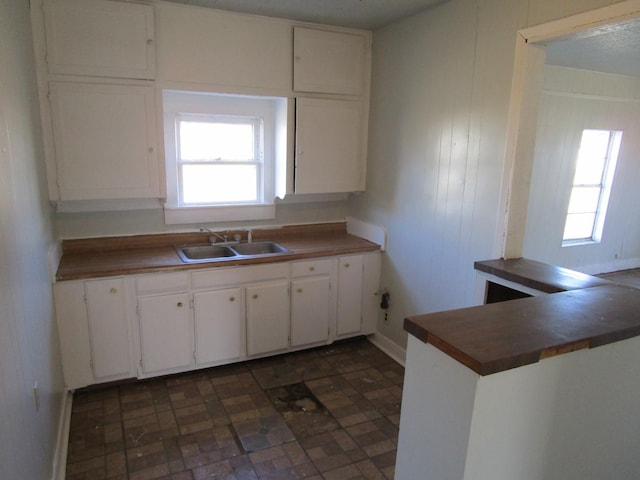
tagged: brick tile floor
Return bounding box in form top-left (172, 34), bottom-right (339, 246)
top-left (65, 337), bottom-right (404, 479)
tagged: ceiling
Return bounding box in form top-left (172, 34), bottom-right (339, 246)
top-left (545, 19), bottom-right (640, 77)
top-left (162, 0), bottom-right (446, 30)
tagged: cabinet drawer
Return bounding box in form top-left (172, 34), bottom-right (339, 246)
top-left (192, 263), bottom-right (289, 290)
top-left (290, 258), bottom-right (334, 277)
top-left (136, 271), bottom-right (189, 295)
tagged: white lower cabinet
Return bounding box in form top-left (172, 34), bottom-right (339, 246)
top-left (290, 258), bottom-right (334, 347)
top-left (336, 255), bottom-right (365, 336)
top-left (246, 280), bottom-right (290, 356)
top-left (54, 251), bottom-right (380, 388)
top-left (193, 287), bottom-right (243, 365)
top-left (85, 278), bottom-right (133, 380)
top-left (54, 277), bottom-right (134, 389)
top-left (138, 292), bottom-right (194, 375)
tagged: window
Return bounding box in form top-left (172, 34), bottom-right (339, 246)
top-left (177, 114), bottom-right (263, 205)
top-left (562, 129), bottom-right (622, 245)
top-left (163, 91), bottom-right (288, 224)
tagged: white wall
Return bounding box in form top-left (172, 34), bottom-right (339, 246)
top-left (524, 65), bottom-right (640, 273)
top-left (348, 0), bottom-right (621, 349)
top-left (397, 334), bottom-right (640, 480)
top-left (55, 197), bottom-right (349, 238)
top-left (0, 0), bottom-right (65, 478)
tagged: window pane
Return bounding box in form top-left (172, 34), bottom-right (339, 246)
top-left (563, 213), bottom-right (596, 241)
top-left (179, 121), bottom-right (254, 161)
top-left (182, 164), bottom-right (258, 204)
top-left (567, 187), bottom-right (600, 214)
top-left (573, 130), bottom-right (609, 184)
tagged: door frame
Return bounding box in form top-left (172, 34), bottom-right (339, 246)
top-left (496, 0), bottom-right (640, 258)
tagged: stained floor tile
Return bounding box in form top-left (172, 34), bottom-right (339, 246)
top-left (66, 337), bottom-right (403, 479)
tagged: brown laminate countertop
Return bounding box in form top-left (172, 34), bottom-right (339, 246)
top-left (474, 257), bottom-right (611, 293)
top-left (56, 223), bottom-right (380, 281)
top-left (405, 258), bottom-right (640, 376)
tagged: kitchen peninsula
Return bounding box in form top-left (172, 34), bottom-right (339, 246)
top-left (396, 258), bottom-right (640, 480)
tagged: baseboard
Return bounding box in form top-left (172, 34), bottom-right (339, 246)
top-left (580, 258), bottom-right (640, 275)
top-left (51, 390), bottom-right (73, 480)
top-left (368, 332), bottom-right (407, 367)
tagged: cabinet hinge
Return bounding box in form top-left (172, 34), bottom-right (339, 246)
top-left (287, 335), bottom-right (291, 346)
top-left (83, 294), bottom-right (87, 304)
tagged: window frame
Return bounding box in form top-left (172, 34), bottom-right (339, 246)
top-left (162, 90), bottom-right (285, 224)
top-left (175, 113), bottom-right (264, 206)
top-left (562, 129), bottom-right (622, 246)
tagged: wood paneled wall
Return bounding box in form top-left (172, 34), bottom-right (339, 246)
top-left (524, 66), bottom-right (640, 273)
top-left (348, 0), bottom-right (621, 349)
top-left (0, 1), bottom-right (65, 478)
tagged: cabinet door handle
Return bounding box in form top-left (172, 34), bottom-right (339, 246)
top-left (297, 288), bottom-right (303, 293)
top-left (252, 294), bottom-right (258, 299)
top-left (110, 287), bottom-right (117, 294)
top-left (229, 296), bottom-right (235, 302)
top-left (177, 302), bottom-right (183, 307)
top-left (344, 263), bottom-right (350, 268)
top-left (309, 266), bottom-right (315, 271)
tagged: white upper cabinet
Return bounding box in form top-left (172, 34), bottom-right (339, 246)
top-left (44, 0), bottom-right (155, 79)
top-left (49, 82), bottom-right (159, 200)
top-left (293, 27), bottom-right (367, 95)
top-left (295, 97), bottom-right (365, 193)
top-left (155, 4), bottom-right (291, 92)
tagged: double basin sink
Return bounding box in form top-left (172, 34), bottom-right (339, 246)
top-left (175, 241), bottom-right (290, 263)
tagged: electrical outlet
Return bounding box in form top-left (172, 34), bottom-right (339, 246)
top-left (33, 381), bottom-right (40, 412)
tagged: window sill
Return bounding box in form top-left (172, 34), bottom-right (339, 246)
top-left (164, 204), bottom-right (276, 225)
top-left (562, 239), bottom-right (599, 247)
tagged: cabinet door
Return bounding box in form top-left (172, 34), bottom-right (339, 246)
top-left (293, 27), bottom-right (366, 95)
top-left (295, 97), bottom-right (364, 194)
top-left (193, 288), bottom-right (243, 365)
top-left (85, 278), bottom-right (132, 380)
top-left (246, 281), bottom-right (290, 356)
top-left (138, 293), bottom-right (193, 374)
top-left (49, 82), bottom-right (159, 201)
top-left (156, 4), bottom-right (290, 90)
top-left (336, 255), bottom-right (364, 336)
top-left (291, 276), bottom-right (331, 347)
top-left (53, 281), bottom-right (93, 389)
top-left (44, 0), bottom-right (155, 79)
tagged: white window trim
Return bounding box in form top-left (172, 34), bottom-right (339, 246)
top-left (562, 129), bottom-right (622, 246)
top-left (162, 90), bottom-right (286, 224)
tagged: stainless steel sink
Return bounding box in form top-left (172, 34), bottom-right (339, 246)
top-left (175, 244), bottom-right (237, 263)
top-left (230, 241), bottom-right (290, 256)
top-left (175, 241), bottom-right (290, 263)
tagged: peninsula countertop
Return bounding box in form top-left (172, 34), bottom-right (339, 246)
top-left (56, 223), bottom-right (380, 281)
top-left (405, 258), bottom-right (640, 375)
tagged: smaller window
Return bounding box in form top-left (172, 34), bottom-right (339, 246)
top-left (562, 129), bottom-right (622, 245)
top-left (162, 90), bottom-right (288, 224)
top-left (176, 114), bottom-right (263, 206)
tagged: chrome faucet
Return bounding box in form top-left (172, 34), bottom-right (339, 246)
top-left (246, 229), bottom-right (253, 243)
top-left (199, 227), bottom-right (227, 244)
